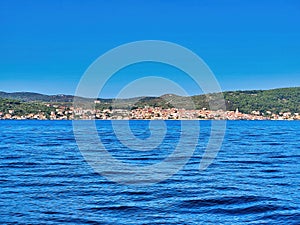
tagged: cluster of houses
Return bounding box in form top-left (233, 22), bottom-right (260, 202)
top-left (129, 107), bottom-right (300, 120)
top-left (0, 105), bottom-right (299, 120)
top-left (0, 111), bottom-right (48, 120)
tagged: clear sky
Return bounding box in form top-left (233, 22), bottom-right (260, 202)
top-left (1, 0), bottom-right (300, 98)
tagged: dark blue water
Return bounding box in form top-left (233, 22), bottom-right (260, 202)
top-left (0, 120), bottom-right (299, 224)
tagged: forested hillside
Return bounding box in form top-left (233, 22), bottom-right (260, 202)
top-left (0, 87), bottom-right (299, 115)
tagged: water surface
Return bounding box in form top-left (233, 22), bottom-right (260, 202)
top-left (0, 120), bottom-right (299, 224)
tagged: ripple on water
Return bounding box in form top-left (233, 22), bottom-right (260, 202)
top-left (0, 120), bottom-right (299, 224)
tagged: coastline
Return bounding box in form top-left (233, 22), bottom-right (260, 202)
top-left (0, 118), bottom-right (299, 121)
top-left (1, 107), bottom-right (299, 121)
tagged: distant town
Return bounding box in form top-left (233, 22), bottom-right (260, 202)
top-left (0, 103), bottom-right (299, 120)
top-left (0, 87), bottom-right (299, 120)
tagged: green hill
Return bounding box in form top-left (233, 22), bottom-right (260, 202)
top-left (222, 87), bottom-right (300, 114)
top-left (0, 91), bottom-right (72, 102)
top-left (131, 87), bottom-right (300, 114)
top-left (0, 98), bottom-right (54, 118)
top-left (0, 87), bottom-right (299, 115)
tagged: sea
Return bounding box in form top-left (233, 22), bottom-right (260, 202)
top-left (0, 120), bottom-right (299, 224)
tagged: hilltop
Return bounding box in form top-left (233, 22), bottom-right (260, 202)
top-left (0, 91), bottom-right (82, 102)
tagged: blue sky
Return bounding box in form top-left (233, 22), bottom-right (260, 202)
top-left (1, 0), bottom-right (300, 98)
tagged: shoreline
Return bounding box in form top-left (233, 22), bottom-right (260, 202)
top-left (1, 106), bottom-right (299, 121)
top-left (0, 118), bottom-right (298, 121)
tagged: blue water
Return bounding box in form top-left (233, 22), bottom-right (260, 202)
top-left (0, 120), bottom-right (299, 224)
